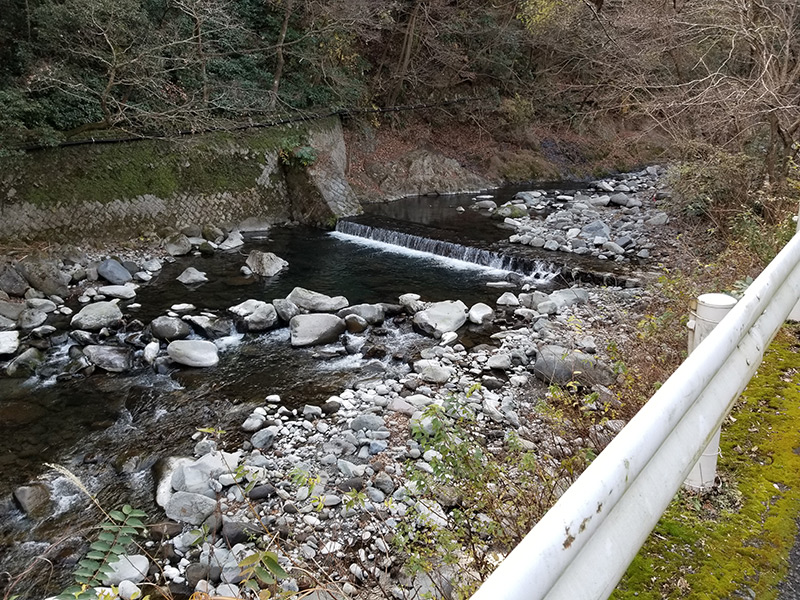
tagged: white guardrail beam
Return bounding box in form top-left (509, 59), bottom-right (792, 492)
top-left (470, 232), bottom-right (800, 600)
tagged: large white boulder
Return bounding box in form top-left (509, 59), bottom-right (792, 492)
top-left (167, 340), bottom-right (219, 367)
top-left (70, 301), bottom-right (123, 330)
top-left (287, 287), bottom-right (349, 312)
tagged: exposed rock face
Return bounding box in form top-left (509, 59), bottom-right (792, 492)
top-left (360, 149), bottom-right (489, 201)
top-left (289, 314), bottom-right (346, 347)
top-left (71, 302), bottom-right (123, 330)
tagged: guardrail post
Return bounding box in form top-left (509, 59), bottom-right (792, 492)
top-left (684, 292), bottom-right (738, 491)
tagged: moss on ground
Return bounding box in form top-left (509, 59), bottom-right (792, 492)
top-left (612, 326), bottom-right (800, 599)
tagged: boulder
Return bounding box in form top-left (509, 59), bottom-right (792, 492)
top-left (609, 193), bottom-right (630, 207)
top-left (6, 348), bottom-right (43, 377)
top-left (581, 220), bottom-right (611, 239)
top-left (0, 331), bottom-right (20, 355)
top-left (337, 303), bottom-right (385, 325)
top-left (468, 303), bottom-right (494, 325)
top-left (289, 314), bottom-right (346, 347)
top-left (165, 491), bottom-right (217, 525)
top-left (218, 230), bottom-right (244, 251)
top-left (0, 314), bottom-right (16, 331)
top-left (245, 251), bottom-right (288, 277)
top-left (13, 483), bottom-right (51, 517)
top-left (0, 265), bottom-right (29, 297)
top-left (17, 308), bottom-right (47, 330)
top-left (97, 285), bottom-right (136, 300)
top-left (251, 428), bottom-right (276, 450)
top-left (229, 300), bottom-right (278, 332)
top-left (287, 287), bottom-right (349, 312)
top-left (83, 345), bottom-right (133, 372)
top-left (97, 259), bottom-right (133, 285)
top-left (344, 314), bottom-right (369, 333)
top-left (350, 414), bottom-right (386, 432)
top-left (16, 259), bottom-right (69, 297)
top-left (151, 316), bottom-right (191, 340)
top-left (0, 300), bottom-right (25, 321)
top-left (177, 267), bottom-right (208, 285)
top-left (165, 234), bottom-right (192, 256)
top-left (100, 554), bottom-right (151, 587)
top-left (413, 359), bottom-right (454, 384)
top-left (273, 298), bottom-right (301, 322)
top-left (167, 340), bottom-right (219, 367)
top-left (26, 298), bottom-right (57, 313)
top-left (71, 302), bottom-right (123, 330)
top-left (184, 315), bottom-right (233, 339)
top-left (413, 300), bottom-right (467, 337)
top-left (533, 344), bottom-right (615, 386)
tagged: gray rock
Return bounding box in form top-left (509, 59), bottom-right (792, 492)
top-left (251, 428), bottom-right (276, 450)
top-left (83, 345), bottom-right (133, 372)
top-left (350, 414), bottom-right (386, 432)
top-left (373, 472), bottom-right (396, 495)
top-left (143, 340), bottom-right (160, 364)
top-left (413, 359), bottom-right (453, 384)
top-left (533, 344), bottom-right (615, 386)
top-left (26, 298), bottom-right (57, 313)
top-left (6, 348), bottom-right (44, 377)
top-left (609, 193), bottom-right (630, 207)
top-left (245, 251), bottom-right (288, 277)
top-left (97, 259), bottom-right (133, 285)
top-left (16, 261), bottom-right (69, 297)
top-left (17, 308), bottom-right (47, 330)
top-left (166, 491), bottom-right (217, 525)
top-left (167, 340), bottom-right (219, 367)
top-left (13, 483), bottom-right (51, 516)
top-left (413, 300), bottom-right (467, 337)
top-left (0, 300), bottom-right (25, 321)
top-left (287, 287), bottom-right (349, 312)
top-left (581, 220), bottom-right (611, 239)
top-left (548, 289), bottom-right (588, 310)
top-left (97, 285), bottom-right (136, 300)
top-left (273, 298), bottom-right (300, 322)
top-left (344, 314), bottom-right (368, 333)
top-left (151, 316), bottom-right (191, 340)
top-left (71, 302), bottom-right (123, 330)
top-left (218, 230), bottom-right (244, 251)
top-left (165, 234), bottom-right (192, 256)
top-left (229, 299), bottom-right (278, 331)
top-left (472, 199), bottom-right (497, 210)
top-left (487, 353), bottom-right (512, 370)
top-left (602, 241), bottom-right (625, 255)
top-left (177, 267), bottom-right (208, 285)
top-left (0, 331), bottom-right (19, 355)
top-left (142, 258), bottom-right (163, 272)
top-left (543, 239), bottom-right (560, 251)
top-left (289, 314), bottom-right (345, 347)
top-left (184, 315), bottom-right (233, 339)
top-left (647, 212), bottom-right (669, 226)
top-left (0, 265), bottom-right (29, 297)
top-left (337, 303), bottom-right (385, 325)
top-left (496, 292), bottom-right (519, 306)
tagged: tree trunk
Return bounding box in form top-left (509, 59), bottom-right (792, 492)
top-left (270, 0), bottom-right (294, 112)
top-left (388, 0), bottom-right (422, 107)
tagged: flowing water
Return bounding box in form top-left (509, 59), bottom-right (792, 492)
top-left (0, 182), bottom-right (633, 596)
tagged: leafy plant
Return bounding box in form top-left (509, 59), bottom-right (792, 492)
top-left (239, 550), bottom-right (289, 599)
top-left (56, 505), bottom-right (148, 600)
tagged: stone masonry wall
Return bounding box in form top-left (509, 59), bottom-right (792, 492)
top-left (0, 118), bottom-right (359, 243)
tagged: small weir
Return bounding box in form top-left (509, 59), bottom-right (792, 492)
top-left (334, 219), bottom-right (561, 281)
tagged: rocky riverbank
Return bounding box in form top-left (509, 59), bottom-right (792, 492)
top-left (0, 168), bottom-right (674, 600)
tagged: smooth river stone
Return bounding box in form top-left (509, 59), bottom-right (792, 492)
top-left (167, 340), bottom-right (219, 367)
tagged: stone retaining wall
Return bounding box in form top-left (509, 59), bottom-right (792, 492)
top-left (0, 117), bottom-right (360, 243)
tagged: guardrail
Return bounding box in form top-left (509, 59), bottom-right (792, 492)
top-left (470, 231), bottom-right (800, 600)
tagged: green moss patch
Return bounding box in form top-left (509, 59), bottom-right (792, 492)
top-left (612, 326), bottom-right (800, 599)
top-left (1, 126), bottom-right (308, 207)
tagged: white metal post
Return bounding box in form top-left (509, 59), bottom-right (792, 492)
top-left (684, 293), bottom-right (737, 491)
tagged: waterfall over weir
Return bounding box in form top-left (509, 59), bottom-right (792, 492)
top-left (335, 219), bottom-right (561, 281)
